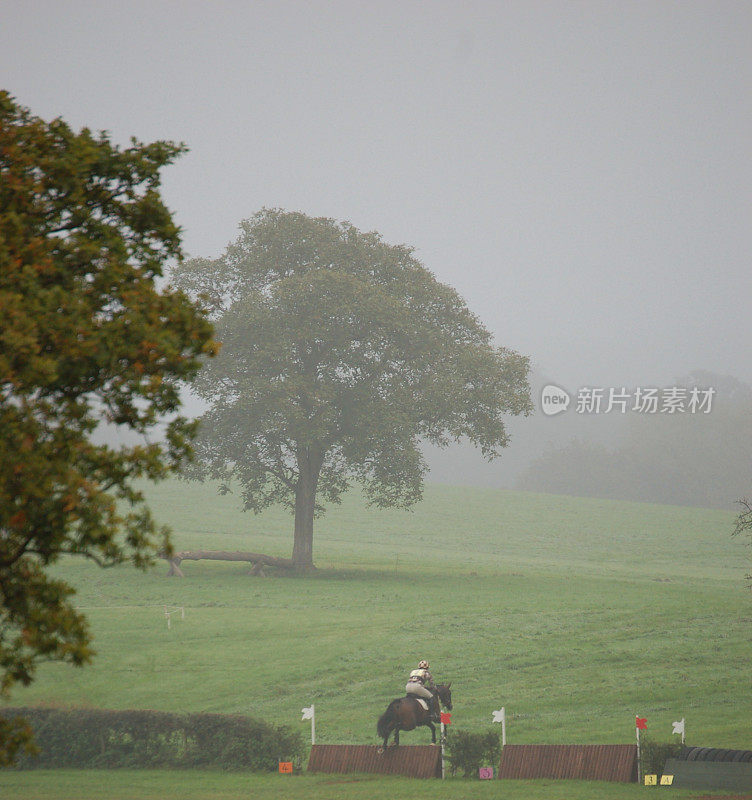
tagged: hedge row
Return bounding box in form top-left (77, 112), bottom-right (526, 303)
top-left (1, 707), bottom-right (304, 770)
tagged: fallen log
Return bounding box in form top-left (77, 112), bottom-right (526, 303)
top-left (162, 550), bottom-right (294, 577)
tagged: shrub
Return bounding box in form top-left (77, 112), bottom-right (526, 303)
top-left (1, 707), bottom-right (303, 771)
top-left (446, 729), bottom-right (501, 778)
top-left (640, 736), bottom-right (684, 776)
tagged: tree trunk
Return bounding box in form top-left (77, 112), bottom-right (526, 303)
top-left (292, 446), bottom-right (322, 571)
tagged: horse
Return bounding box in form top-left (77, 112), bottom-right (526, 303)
top-left (376, 683), bottom-right (452, 747)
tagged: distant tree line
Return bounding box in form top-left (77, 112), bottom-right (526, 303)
top-left (516, 371), bottom-right (752, 509)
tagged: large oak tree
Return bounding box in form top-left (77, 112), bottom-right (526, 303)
top-left (0, 93), bottom-right (215, 762)
top-left (172, 209), bottom-right (531, 570)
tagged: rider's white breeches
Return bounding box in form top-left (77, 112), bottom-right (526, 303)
top-left (405, 682), bottom-right (433, 700)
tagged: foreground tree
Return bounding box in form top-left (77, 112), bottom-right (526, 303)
top-left (0, 93), bottom-right (215, 762)
top-left (171, 209), bottom-right (532, 570)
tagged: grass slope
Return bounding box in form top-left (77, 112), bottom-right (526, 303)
top-left (2, 480), bottom-right (750, 798)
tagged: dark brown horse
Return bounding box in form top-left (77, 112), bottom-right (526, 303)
top-left (377, 683), bottom-right (452, 747)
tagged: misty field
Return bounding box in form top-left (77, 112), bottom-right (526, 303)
top-left (1, 479), bottom-right (750, 799)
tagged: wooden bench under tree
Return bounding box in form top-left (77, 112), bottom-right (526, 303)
top-left (162, 550), bottom-right (294, 577)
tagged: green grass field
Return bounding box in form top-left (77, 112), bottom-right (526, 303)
top-left (2, 479), bottom-right (750, 798)
top-left (0, 769), bottom-right (740, 800)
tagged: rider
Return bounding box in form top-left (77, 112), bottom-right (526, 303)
top-left (405, 659), bottom-right (440, 722)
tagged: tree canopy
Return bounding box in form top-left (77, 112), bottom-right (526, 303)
top-left (0, 92), bottom-right (215, 763)
top-left (171, 209), bottom-right (531, 569)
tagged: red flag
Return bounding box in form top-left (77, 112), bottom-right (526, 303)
top-left (636, 717), bottom-right (647, 730)
top-left (440, 712), bottom-right (452, 725)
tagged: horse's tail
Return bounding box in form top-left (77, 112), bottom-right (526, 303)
top-left (377, 699), bottom-right (401, 739)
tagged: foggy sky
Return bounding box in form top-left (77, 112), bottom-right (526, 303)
top-left (2, 1), bottom-right (751, 396)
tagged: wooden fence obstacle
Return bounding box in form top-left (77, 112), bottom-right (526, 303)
top-left (307, 744), bottom-right (442, 779)
top-left (498, 744), bottom-right (638, 782)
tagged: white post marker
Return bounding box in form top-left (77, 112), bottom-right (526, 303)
top-left (672, 717), bottom-right (685, 745)
top-left (163, 606), bottom-right (184, 629)
top-left (636, 716), bottom-right (647, 781)
top-left (439, 712), bottom-right (451, 780)
top-left (441, 720), bottom-right (445, 779)
top-left (492, 707), bottom-right (506, 745)
top-left (301, 705), bottom-right (315, 745)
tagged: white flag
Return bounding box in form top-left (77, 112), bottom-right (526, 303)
top-left (301, 705), bottom-right (314, 721)
top-left (672, 718), bottom-right (685, 735)
top-left (492, 708), bottom-right (505, 723)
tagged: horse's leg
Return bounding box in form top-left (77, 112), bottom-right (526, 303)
top-left (427, 721), bottom-right (436, 744)
top-left (392, 701), bottom-right (412, 746)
